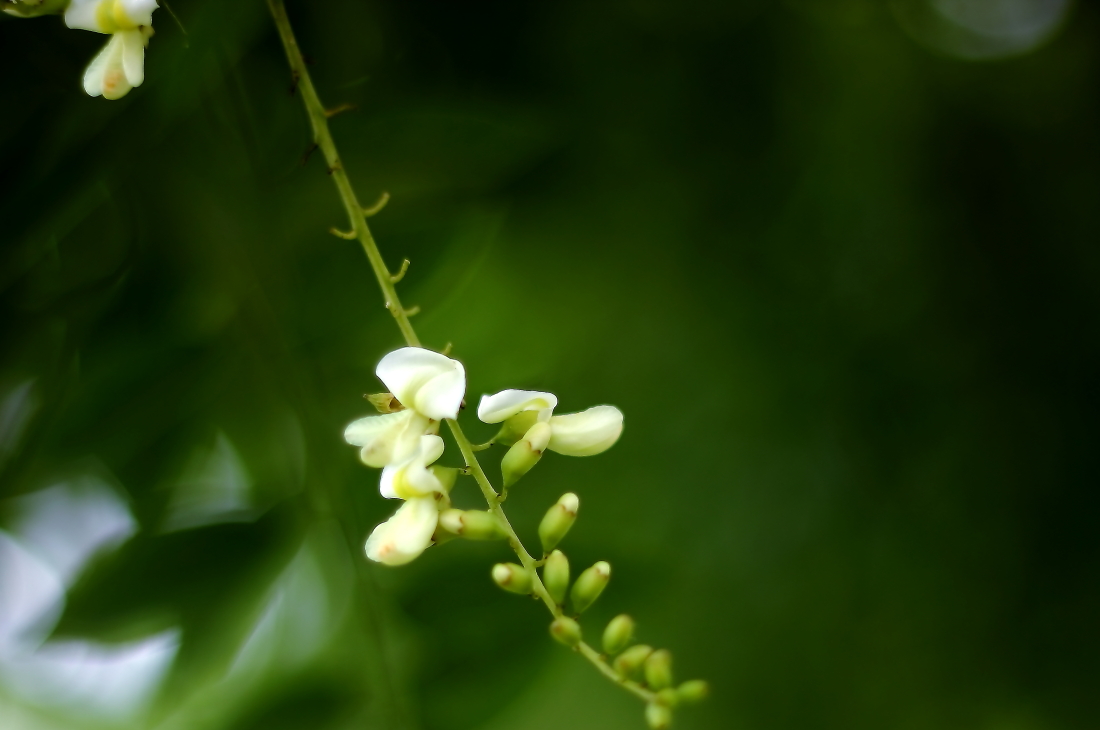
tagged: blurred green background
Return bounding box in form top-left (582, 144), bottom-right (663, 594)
top-left (2, 1), bottom-right (1098, 729)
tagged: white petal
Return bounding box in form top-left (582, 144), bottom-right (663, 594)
top-left (81, 37), bottom-right (115, 97)
top-left (118, 29), bottom-right (145, 87)
top-left (477, 389), bottom-right (557, 423)
top-left (120, 0), bottom-right (158, 26)
top-left (380, 435), bottom-right (447, 499)
top-left (547, 405), bottom-right (624, 456)
top-left (65, 0), bottom-right (109, 32)
top-left (82, 34), bottom-right (133, 100)
top-left (376, 347), bottom-right (466, 421)
top-left (343, 410), bottom-right (428, 468)
top-left (364, 497), bottom-right (438, 566)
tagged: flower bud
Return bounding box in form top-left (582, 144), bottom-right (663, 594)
top-left (602, 614), bottom-right (635, 655)
top-left (542, 549), bottom-right (570, 605)
top-left (500, 422), bottom-right (552, 487)
top-left (538, 492), bottom-right (579, 553)
top-left (438, 509), bottom-right (505, 540)
top-left (366, 392), bottom-right (405, 413)
top-left (645, 702), bottom-right (673, 730)
top-left (493, 410), bottom-right (538, 446)
top-left (570, 560), bottom-right (610, 614)
top-left (655, 688), bottom-right (680, 708)
top-left (491, 563), bottom-right (532, 594)
top-left (676, 680), bottom-right (709, 704)
top-left (613, 644), bottom-right (653, 678)
top-left (549, 616), bottom-right (582, 647)
top-left (644, 649), bottom-right (673, 690)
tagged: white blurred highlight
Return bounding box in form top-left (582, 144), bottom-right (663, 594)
top-left (0, 477), bottom-right (179, 720)
top-left (162, 431), bottom-right (257, 532)
top-left (893, 0), bottom-right (1072, 60)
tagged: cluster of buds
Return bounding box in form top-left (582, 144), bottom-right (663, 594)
top-left (491, 493), bottom-right (708, 728)
top-left (604, 621), bottom-right (709, 729)
top-left (4, 0), bottom-right (159, 100)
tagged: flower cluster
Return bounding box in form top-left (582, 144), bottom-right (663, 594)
top-left (344, 346), bottom-right (624, 566)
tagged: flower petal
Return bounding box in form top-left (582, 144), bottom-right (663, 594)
top-left (547, 405), bottom-right (624, 456)
top-left (344, 410), bottom-right (429, 468)
top-left (376, 347), bottom-right (466, 421)
top-left (81, 36), bottom-right (116, 97)
top-left (120, 0), bottom-right (158, 27)
top-left (379, 434), bottom-right (448, 499)
top-left (364, 497), bottom-right (438, 566)
top-left (65, 0), bottom-right (110, 32)
top-left (118, 29), bottom-right (145, 86)
top-left (477, 389), bottom-right (557, 423)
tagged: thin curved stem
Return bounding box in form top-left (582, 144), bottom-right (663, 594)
top-left (267, 0), bottom-right (654, 707)
top-left (266, 0), bottom-right (419, 347)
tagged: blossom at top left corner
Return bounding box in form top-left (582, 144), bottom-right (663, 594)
top-left (63, 0), bottom-right (160, 100)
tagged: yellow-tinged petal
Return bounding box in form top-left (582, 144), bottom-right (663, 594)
top-left (547, 405), bottom-right (623, 456)
top-left (477, 389), bottom-right (557, 423)
top-left (364, 497), bottom-right (438, 566)
top-left (344, 409), bottom-right (429, 468)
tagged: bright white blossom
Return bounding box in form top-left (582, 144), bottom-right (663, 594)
top-left (344, 347), bottom-right (466, 470)
top-left (478, 389), bottom-right (624, 456)
top-left (364, 497), bottom-right (439, 566)
top-left (345, 347), bottom-right (466, 565)
top-left (64, 0), bottom-right (158, 100)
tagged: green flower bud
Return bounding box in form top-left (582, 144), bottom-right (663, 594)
top-left (676, 680), bottom-right (709, 704)
top-left (549, 616), bottom-right (582, 647)
top-left (491, 563), bottom-right (532, 594)
top-left (366, 391), bottom-right (405, 413)
top-left (542, 549), bottom-right (570, 605)
top-left (613, 644), bottom-right (653, 678)
top-left (538, 492), bottom-right (579, 553)
top-left (656, 688), bottom-right (680, 708)
top-left (570, 560), bottom-right (610, 614)
top-left (644, 649), bottom-right (673, 690)
top-left (602, 614), bottom-right (635, 655)
top-left (645, 702), bottom-right (673, 730)
top-left (500, 422), bottom-right (551, 487)
top-left (438, 509), bottom-right (505, 540)
top-left (2, 0), bottom-right (69, 18)
top-left (493, 410), bottom-right (539, 446)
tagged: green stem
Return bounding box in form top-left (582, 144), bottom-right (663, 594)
top-left (266, 0), bottom-right (654, 707)
top-left (266, 0), bottom-right (419, 348)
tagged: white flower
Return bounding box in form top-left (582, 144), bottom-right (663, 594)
top-left (380, 434), bottom-right (454, 500)
top-left (376, 347), bottom-right (465, 421)
top-left (364, 496), bottom-right (439, 566)
top-left (345, 410), bottom-right (432, 469)
top-left (478, 389), bottom-right (624, 486)
top-left (80, 28), bottom-right (152, 100)
top-left (64, 0), bottom-right (158, 100)
top-left (344, 347), bottom-right (466, 469)
top-left (478, 389), bottom-right (624, 456)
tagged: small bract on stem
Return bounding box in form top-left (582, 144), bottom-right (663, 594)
top-left (265, 0), bottom-right (707, 725)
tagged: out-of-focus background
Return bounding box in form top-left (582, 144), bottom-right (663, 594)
top-left (2, 0), bottom-right (1098, 728)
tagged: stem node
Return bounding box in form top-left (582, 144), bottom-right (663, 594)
top-left (365, 191), bottom-right (391, 217)
top-left (390, 257), bottom-right (410, 283)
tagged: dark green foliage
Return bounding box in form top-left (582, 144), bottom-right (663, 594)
top-left (2, 1), bottom-right (1099, 729)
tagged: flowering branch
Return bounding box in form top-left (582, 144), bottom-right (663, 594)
top-left (265, 1), bottom-right (705, 725)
